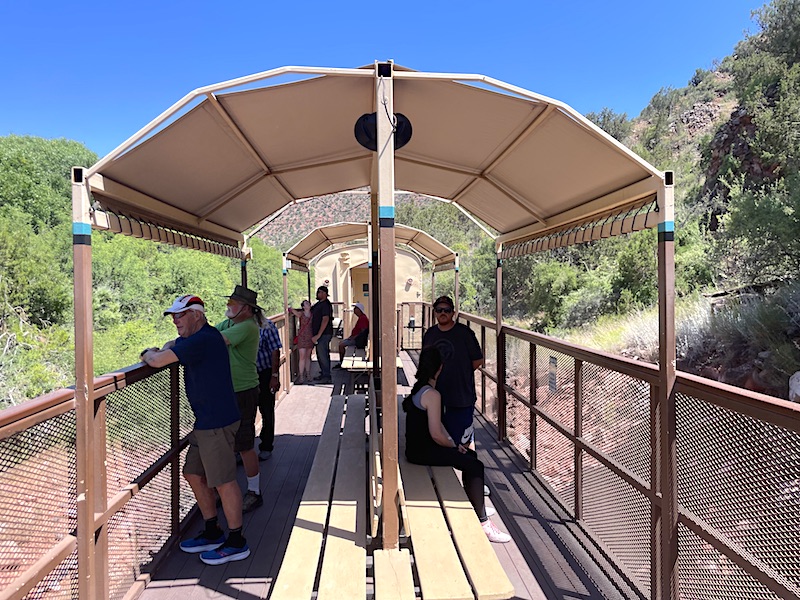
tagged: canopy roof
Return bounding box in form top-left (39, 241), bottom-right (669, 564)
top-left (284, 222), bottom-right (456, 272)
top-left (84, 63), bottom-right (665, 257)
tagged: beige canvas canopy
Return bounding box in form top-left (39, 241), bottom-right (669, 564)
top-left (83, 63), bottom-right (665, 255)
top-left (284, 222), bottom-right (457, 272)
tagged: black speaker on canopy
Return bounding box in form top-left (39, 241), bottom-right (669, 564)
top-left (354, 112), bottom-right (412, 152)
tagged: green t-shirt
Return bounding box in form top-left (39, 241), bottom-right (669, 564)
top-left (216, 318), bottom-right (259, 392)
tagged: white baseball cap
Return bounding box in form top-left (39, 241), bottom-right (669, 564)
top-left (163, 294), bottom-right (205, 316)
top-left (353, 302), bottom-right (365, 312)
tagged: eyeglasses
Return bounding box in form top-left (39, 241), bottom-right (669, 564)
top-left (434, 307), bottom-right (453, 314)
top-left (172, 311), bottom-right (191, 320)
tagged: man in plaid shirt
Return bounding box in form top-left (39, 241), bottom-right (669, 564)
top-left (256, 317), bottom-right (283, 461)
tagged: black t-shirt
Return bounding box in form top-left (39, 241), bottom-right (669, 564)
top-left (311, 298), bottom-right (333, 336)
top-left (422, 322), bottom-right (483, 408)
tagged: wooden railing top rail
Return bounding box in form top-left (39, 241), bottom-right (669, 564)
top-left (676, 370), bottom-right (800, 433)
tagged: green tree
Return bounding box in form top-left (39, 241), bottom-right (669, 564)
top-left (586, 107), bottom-right (632, 142)
top-left (0, 135), bottom-right (97, 231)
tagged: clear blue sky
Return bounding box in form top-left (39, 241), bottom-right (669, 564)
top-left (1, 0), bottom-right (764, 158)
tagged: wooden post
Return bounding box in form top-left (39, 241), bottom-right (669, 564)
top-left (454, 253), bottom-right (460, 312)
top-left (530, 345), bottom-right (537, 471)
top-left (283, 254), bottom-right (291, 390)
top-left (495, 249), bottom-right (506, 441)
top-left (655, 172), bottom-right (678, 600)
top-left (72, 168), bottom-right (105, 599)
top-left (574, 360), bottom-right (584, 520)
top-left (374, 61), bottom-right (399, 549)
top-left (170, 364), bottom-right (180, 534)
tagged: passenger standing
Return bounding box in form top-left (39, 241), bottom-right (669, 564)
top-left (421, 295), bottom-right (484, 447)
top-left (256, 315), bottom-right (282, 461)
top-left (310, 285), bottom-right (333, 384)
top-left (216, 285), bottom-right (263, 513)
top-left (289, 300), bottom-right (314, 384)
top-left (140, 294), bottom-right (250, 564)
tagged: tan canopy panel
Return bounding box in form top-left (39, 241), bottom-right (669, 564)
top-left (84, 64), bottom-right (665, 257)
top-left (285, 222), bottom-right (457, 272)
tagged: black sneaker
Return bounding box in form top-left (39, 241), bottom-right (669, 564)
top-left (242, 490), bottom-right (263, 513)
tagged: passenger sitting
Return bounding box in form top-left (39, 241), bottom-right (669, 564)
top-left (334, 302), bottom-right (369, 368)
top-left (402, 345), bottom-right (511, 543)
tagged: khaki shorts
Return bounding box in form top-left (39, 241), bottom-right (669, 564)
top-left (234, 386), bottom-right (259, 452)
top-left (183, 420), bottom-right (240, 489)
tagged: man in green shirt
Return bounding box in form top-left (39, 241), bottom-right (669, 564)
top-left (217, 285), bottom-right (263, 513)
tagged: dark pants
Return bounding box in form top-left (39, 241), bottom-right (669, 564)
top-left (406, 446), bottom-right (486, 520)
top-left (316, 334), bottom-right (332, 378)
top-left (257, 370), bottom-right (276, 452)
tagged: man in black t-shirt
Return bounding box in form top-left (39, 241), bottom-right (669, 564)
top-left (311, 285), bottom-right (334, 383)
top-left (422, 295), bottom-right (484, 446)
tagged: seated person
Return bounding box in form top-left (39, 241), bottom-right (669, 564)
top-left (335, 302), bottom-right (369, 365)
top-left (402, 345), bottom-right (511, 543)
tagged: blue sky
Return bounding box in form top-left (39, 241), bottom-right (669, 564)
top-left (1, 0), bottom-right (764, 158)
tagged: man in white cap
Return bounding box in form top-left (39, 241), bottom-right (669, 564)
top-left (335, 302), bottom-right (369, 368)
top-left (140, 294), bottom-right (249, 565)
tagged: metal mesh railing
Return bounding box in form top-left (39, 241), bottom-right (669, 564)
top-left (446, 304), bottom-right (800, 600)
top-left (0, 364), bottom-right (192, 600)
top-left (0, 411), bottom-right (77, 598)
top-left (676, 391), bottom-right (800, 598)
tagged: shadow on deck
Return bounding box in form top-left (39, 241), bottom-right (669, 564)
top-left (137, 352), bottom-right (645, 600)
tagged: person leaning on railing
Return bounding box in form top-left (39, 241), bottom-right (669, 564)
top-left (139, 294), bottom-right (250, 565)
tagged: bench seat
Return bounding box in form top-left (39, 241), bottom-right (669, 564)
top-left (397, 395), bottom-right (515, 600)
top-left (271, 394), bottom-right (367, 600)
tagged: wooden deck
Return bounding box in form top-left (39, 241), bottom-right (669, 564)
top-left (137, 352), bottom-right (646, 600)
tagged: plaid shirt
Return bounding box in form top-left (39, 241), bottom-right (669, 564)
top-left (256, 318), bottom-right (282, 373)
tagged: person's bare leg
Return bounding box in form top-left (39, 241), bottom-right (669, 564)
top-left (185, 473), bottom-right (217, 520)
top-left (240, 448), bottom-right (259, 478)
top-left (216, 479), bottom-right (243, 529)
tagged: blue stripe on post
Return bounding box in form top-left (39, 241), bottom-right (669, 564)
top-left (73, 223), bottom-right (92, 235)
top-left (379, 206), bottom-right (395, 219)
top-left (658, 221), bottom-right (675, 242)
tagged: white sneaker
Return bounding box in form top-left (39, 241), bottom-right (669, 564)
top-left (484, 485), bottom-right (491, 496)
top-left (485, 505), bottom-right (496, 517)
top-left (481, 519), bottom-right (511, 543)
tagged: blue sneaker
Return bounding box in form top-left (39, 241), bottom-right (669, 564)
top-left (199, 542), bottom-right (251, 565)
top-left (180, 531), bottom-right (225, 553)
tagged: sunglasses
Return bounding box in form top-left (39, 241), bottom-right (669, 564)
top-left (172, 311), bottom-right (191, 320)
top-left (434, 307), bottom-right (453, 314)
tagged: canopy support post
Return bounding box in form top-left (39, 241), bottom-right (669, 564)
top-left (374, 61), bottom-right (399, 550)
top-left (495, 249), bottom-right (506, 441)
top-left (283, 253), bottom-right (290, 392)
top-left (654, 172), bottom-right (678, 600)
top-left (72, 167), bottom-right (107, 599)
top-left (454, 253), bottom-right (460, 311)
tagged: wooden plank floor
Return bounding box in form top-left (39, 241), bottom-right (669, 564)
top-left (137, 352), bottom-right (646, 600)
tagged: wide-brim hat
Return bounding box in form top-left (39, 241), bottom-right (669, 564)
top-left (225, 285), bottom-right (261, 310)
top-left (353, 302), bottom-right (365, 312)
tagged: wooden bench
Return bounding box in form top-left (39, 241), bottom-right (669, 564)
top-left (271, 393), bottom-right (367, 600)
top-left (397, 395), bottom-right (515, 600)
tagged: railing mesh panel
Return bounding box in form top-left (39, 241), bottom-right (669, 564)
top-left (582, 454), bottom-right (651, 595)
top-left (483, 374), bottom-right (499, 429)
top-left (105, 369), bottom-right (174, 495)
top-left (676, 392), bottom-right (800, 593)
top-left (535, 347), bottom-right (575, 433)
top-left (0, 411), bottom-right (77, 597)
top-left (678, 523), bottom-right (783, 600)
top-left (535, 418), bottom-right (575, 513)
top-left (505, 335), bottom-right (532, 460)
top-left (107, 467), bottom-right (174, 600)
top-left (581, 363), bottom-right (651, 484)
